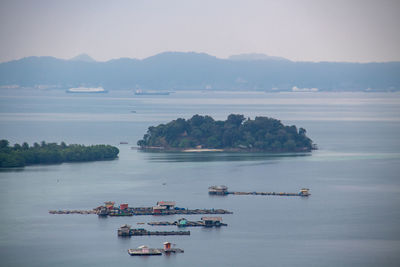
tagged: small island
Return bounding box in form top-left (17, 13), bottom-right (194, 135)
top-left (0, 140), bottom-right (119, 168)
top-left (137, 114), bottom-right (315, 152)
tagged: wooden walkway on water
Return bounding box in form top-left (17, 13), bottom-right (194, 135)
top-left (118, 226), bottom-right (190, 237)
top-left (148, 220), bottom-right (227, 227)
top-left (228, 191), bottom-right (302, 196)
top-left (209, 185), bottom-right (310, 197)
top-left (49, 208), bottom-right (232, 216)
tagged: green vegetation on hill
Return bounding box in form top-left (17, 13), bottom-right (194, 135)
top-left (137, 114), bottom-right (314, 152)
top-left (0, 140), bottom-right (119, 168)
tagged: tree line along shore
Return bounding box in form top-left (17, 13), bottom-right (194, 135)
top-left (137, 114), bottom-right (315, 152)
top-left (0, 140), bottom-right (119, 168)
top-left (1, 114), bottom-right (315, 168)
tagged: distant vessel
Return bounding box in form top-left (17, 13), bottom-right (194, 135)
top-left (66, 87), bottom-right (107, 93)
top-left (208, 185), bottom-right (228, 195)
top-left (128, 246), bottom-right (162, 256)
top-left (134, 89), bottom-right (170, 96)
top-left (97, 207), bottom-right (109, 217)
top-left (291, 86), bottom-right (318, 92)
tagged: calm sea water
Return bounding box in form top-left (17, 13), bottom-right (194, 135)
top-left (0, 90), bottom-right (400, 267)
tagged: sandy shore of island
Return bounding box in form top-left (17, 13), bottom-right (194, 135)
top-left (182, 148), bottom-right (224, 152)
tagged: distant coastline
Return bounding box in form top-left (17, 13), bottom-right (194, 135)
top-left (1, 52), bottom-right (398, 92)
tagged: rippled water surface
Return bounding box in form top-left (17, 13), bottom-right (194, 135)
top-left (0, 90), bottom-right (399, 267)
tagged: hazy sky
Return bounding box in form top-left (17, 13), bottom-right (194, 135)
top-left (0, 0), bottom-right (399, 63)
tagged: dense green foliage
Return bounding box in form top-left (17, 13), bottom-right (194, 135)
top-left (0, 140), bottom-right (119, 168)
top-left (137, 114), bottom-right (314, 152)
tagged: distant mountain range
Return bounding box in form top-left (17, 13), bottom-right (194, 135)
top-left (228, 53), bottom-right (290, 62)
top-left (69, 53), bottom-right (96, 62)
top-left (0, 52), bottom-right (399, 91)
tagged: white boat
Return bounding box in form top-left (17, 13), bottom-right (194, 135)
top-left (66, 87), bottom-right (107, 93)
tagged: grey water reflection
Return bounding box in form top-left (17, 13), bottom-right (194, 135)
top-left (141, 151), bottom-right (311, 163)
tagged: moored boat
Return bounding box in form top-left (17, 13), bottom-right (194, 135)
top-left (128, 246), bottom-right (162, 256)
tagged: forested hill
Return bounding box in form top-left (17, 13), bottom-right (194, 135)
top-left (137, 114), bottom-right (314, 152)
top-left (0, 140), bottom-right (119, 168)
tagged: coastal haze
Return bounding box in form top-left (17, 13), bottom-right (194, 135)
top-left (1, 52), bottom-right (399, 91)
top-left (0, 0), bottom-right (400, 63)
top-left (1, 0), bottom-right (400, 266)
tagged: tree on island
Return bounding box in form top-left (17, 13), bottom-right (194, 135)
top-left (0, 140), bottom-right (119, 168)
top-left (137, 114), bottom-right (314, 152)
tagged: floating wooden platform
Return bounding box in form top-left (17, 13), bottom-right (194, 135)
top-left (49, 201), bottom-right (233, 216)
top-left (229, 192), bottom-right (302, 196)
top-left (127, 248), bottom-right (184, 256)
top-left (49, 208), bottom-right (232, 216)
top-left (163, 248), bottom-right (184, 253)
top-left (119, 208), bottom-right (232, 216)
top-left (208, 185), bottom-right (311, 197)
top-left (48, 210), bottom-right (96, 214)
top-left (148, 221), bottom-right (204, 227)
top-left (118, 225), bottom-right (190, 237)
top-left (128, 248), bottom-right (162, 256)
top-left (148, 217), bottom-right (227, 227)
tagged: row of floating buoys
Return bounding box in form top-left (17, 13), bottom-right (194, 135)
top-left (48, 210), bottom-right (96, 214)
